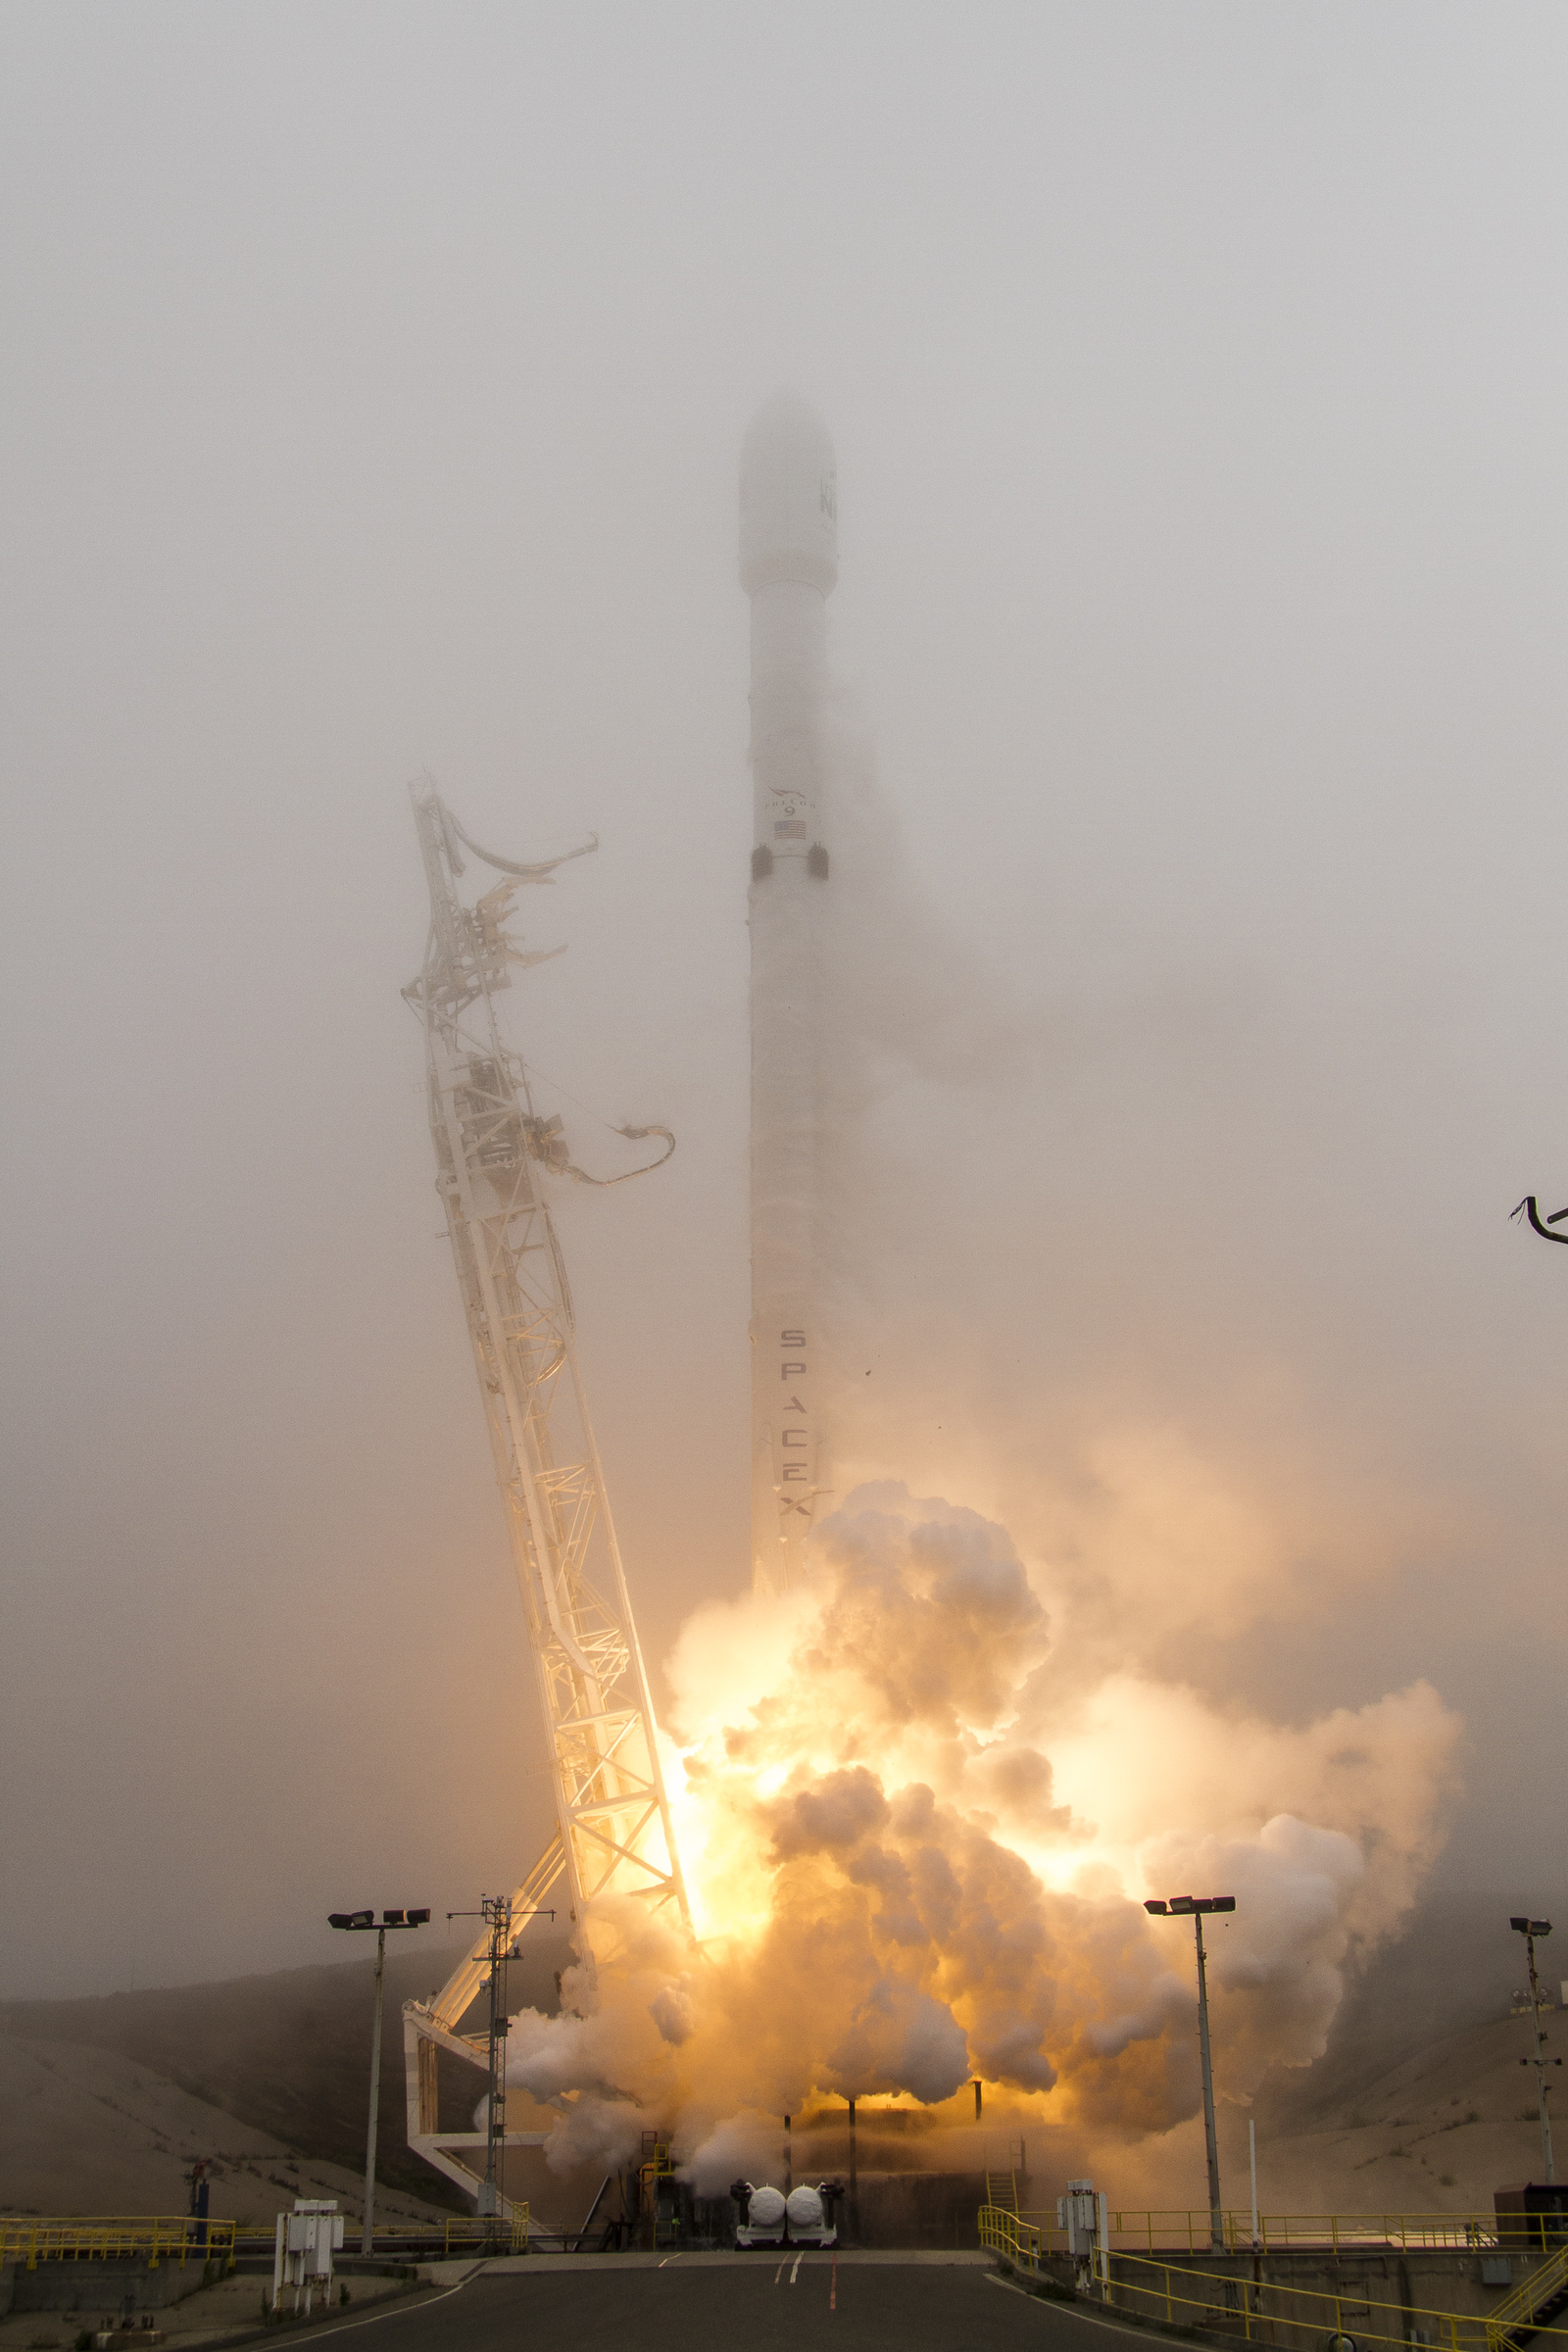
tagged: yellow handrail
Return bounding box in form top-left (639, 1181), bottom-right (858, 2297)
top-left (1108, 2245), bottom-right (1568, 2352)
top-left (1484, 2240), bottom-right (1568, 2348)
top-left (1014, 2208), bottom-right (1543, 2255)
top-left (983, 2220), bottom-right (1568, 2352)
top-left (979, 2204), bottom-right (1043, 2270)
top-left (0, 2218), bottom-right (237, 2271)
top-left (438, 2206), bottom-right (530, 2255)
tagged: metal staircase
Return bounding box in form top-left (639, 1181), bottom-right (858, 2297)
top-left (984, 2170), bottom-right (1018, 2216)
top-left (1486, 2243), bottom-right (1568, 2352)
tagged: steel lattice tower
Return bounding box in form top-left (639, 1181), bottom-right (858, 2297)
top-left (399, 776), bottom-right (688, 2212)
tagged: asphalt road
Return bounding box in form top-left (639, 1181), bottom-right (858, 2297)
top-left (281, 2259), bottom-right (1168, 2352)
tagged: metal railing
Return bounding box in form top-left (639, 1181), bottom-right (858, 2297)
top-left (1014, 2208), bottom-right (1547, 2255)
top-left (434, 2209), bottom-right (531, 2256)
top-left (980, 2208), bottom-right (1568, 2352)
top-left (1106, 2246), bottom-right (1568, 2352)
top-left (229, 2209), bottom-right (536, 2262)
top-left (978, 2205), bottom-right (1043, 2269)
top-left (15, 2213), bottom-right (536, 2270)
top-left (0, 2219), bottom-right (237, 2270)
top-left (1483, 2240), bottom-right (1568, 2350)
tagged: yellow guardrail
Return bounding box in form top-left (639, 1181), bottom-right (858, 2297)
top-left (230, 2210), bottom-right (534, 2260)
top-left (1107, 2245), bottom-right (1568, 2352)
top-left (1015, 2208), bottom-right (1548, 2255)
top-left (437, 2207), bottom-right (530, 2255)
top-left (0, 2218), bottom-right (237, 2271)
top-left (981, 2209), bottom-right (1568, 2352)
top-left (979, 2205), bottom-right (1044, 2270)
top-left (1483, 2240), bottom-right (1568, 2350)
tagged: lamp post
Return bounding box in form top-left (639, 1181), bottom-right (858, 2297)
top-left (328, 1906), bottom-right (430, 2254)
top-left (1147, 1894), bottom-right (1236, 2249)
top-left (444, 1896), bottom-right (556, 2236)
top-left (1510, 1917), bottom-right (1556, 2184)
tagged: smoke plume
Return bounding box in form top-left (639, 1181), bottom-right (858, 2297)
top-left (496, 1482), bottom-right (1456, 2185)
top-left (484, 672), bottom-right (1465, 2191)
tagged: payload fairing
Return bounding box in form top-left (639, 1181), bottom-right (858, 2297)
top-left (741, 394), bottom-right (838, 1596)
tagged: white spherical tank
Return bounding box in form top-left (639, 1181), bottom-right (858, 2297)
top-left (785, 2183), bottom-right (825, 2232)
top-left (748, 2184), bottom-right (788, 2230)
top-left (739, 393), bottom-right (838, 596)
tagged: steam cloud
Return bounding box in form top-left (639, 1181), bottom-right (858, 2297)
top-left (490, 675), bottom-right (1461, 2194)
top-left (495, 1484), bottom-right (1457, 2188)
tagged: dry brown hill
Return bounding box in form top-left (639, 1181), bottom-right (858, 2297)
top-left (0, 1921), bottom-right (577, 2216)
top-left (1236, 2009), bottom-right (1559, 2219)
top-left (0, 2034), bottom-right (452, 2228)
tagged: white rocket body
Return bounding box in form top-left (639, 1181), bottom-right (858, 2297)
top-left (741, 395), bottom-right (837, 1596)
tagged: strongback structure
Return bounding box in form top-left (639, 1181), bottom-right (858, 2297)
top-left (741, 394), bottom-right (839, 1597)
top-left (399, 776), bottom-right (688, 2211)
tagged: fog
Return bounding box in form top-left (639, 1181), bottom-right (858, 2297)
top-left (3, 2), bottom-right (1566, 2014)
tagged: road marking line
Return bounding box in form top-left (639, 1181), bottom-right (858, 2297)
top-left (774, 2259), bottom-right (786, 2284)
top-left (658, 2254), bottom-right (680, 2268)
top-left (790, 2252), bottom-right (803, 2283)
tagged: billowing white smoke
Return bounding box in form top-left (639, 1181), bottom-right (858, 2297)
top-left (496, 1482), bottom-right (1458, 2183)
top-left (491, 671), bottom-right (1461, 2187)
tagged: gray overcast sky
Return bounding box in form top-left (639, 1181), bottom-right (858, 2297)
top-left (3, 3), bottom-right (1566, 2001)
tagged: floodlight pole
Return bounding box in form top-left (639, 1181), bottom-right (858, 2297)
top-left (1147, 1894), bottom-right (1235, 2251)
top-left (445, 1897), bottom-right (557, 2236)
top-left (482, 1897), bottom-right (511, 2230)
top-left (365, 1929), bottom-right (388, 2256)
top-left (1511, 1917), bottom-right (1555, 2183)
top-left (1193, 1909), bottom-right (1223, 2245)
top-left (328, 1907), bottom-right (430, 2254)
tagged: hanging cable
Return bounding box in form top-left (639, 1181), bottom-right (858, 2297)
top-left (1512, 1197), bottom-right (1568, 1246)
top-left (445, 804), bottom-right (599, 881)
top-left (564, 1123), bottom-right (675, 1185)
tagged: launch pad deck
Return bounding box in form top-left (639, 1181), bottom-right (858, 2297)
top-left (286, 2260), bottom-right (1154, 2352)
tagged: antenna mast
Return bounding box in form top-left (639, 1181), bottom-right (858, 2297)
top-left (399, 775), bottom-right (688, 2212)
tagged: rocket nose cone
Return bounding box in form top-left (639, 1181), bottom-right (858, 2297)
top-left (739, 392), bottom-right (838, 596)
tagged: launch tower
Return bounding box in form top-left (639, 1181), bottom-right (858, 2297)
top-left (399, 777), bottom-right (688, 2212)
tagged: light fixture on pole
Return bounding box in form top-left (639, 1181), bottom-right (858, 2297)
top-left (445, 1895), bottom-right (556, 2237)
top-left (1146, 1894), bottom-right (1236, 2250)
top-left (328, 1906), bottom-right (430, 2255)
top-left (1510, 1917), bottom-right (1558, 2184)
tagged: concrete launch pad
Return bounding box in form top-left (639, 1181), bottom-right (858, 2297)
top-left (235, 2260), bottom-right (1160, 2352)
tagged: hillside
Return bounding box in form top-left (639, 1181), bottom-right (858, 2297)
top-left (0, 2034), bottom-right (452, 2228)
top-left (1230, 1888), bottom-right (1557, 2218)
top-left (2, 1889), bottom-right (1553, 2227)
top-left (0, 1920), bottom-right (577, 2217)
top-left (1238, 2009), bottom-right (1558, 2218)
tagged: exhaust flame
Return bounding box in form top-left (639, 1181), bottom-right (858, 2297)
top-left (497, 675), bottom-right (1461, 2195)
top-left (501, 1481), bottom-right (1459, 2191)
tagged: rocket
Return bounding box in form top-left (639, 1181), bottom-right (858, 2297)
top-left (740, 393), bottom-right (838, 1597)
